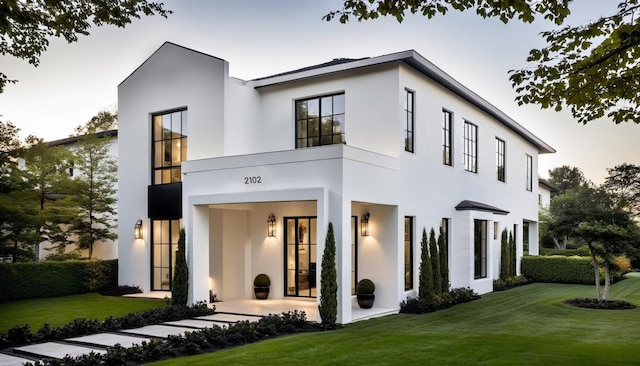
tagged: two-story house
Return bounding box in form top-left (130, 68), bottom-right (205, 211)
top-left (118, 42), bottom-right (554, 324)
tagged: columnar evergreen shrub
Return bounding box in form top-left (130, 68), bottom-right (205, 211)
top-left (418, 228), bottom-right (434, 300)
top-left (171, 228), bottom-right (189, 307)
top-left (429, 228), bottom-right (442, 295)
top-left (500, 229), bottom-right (509, 280)
top-left (438, 227), bottom-right (450, 293)
top-left (509, 231), bottom-right (516, 277)
top-left (319, 222), bottom-right (338, 328)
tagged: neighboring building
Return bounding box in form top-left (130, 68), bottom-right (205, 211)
top-left (26, 130), bottom-right (119, 260)
top-left (117, 42), bottom-right (555, 324)
top-left (538, 178), bottom-right (560, 208)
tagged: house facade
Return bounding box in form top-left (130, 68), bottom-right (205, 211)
top-left (117, 42), bottom-right (554, 324)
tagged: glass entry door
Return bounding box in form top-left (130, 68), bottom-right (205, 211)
top-left (285, 217), bottom-right (317, 297)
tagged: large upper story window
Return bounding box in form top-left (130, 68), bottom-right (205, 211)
top-left (152, 109), bottom-right (187, 185)
top-left (295, 93), bottom-right (345, 148)
top-left (525, 154), bottom-right (533, 191)
top-left (442, 109), bottom-right (452, 166)
top-left (496, 137), bottom-right (506, 182)
top-left (463, 121), bottom-right (477, 173)
top-left (404, 89), bottom-right (415, 153)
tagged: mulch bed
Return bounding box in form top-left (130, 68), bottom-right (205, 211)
top-left (564, 298), bottom-right (636, 310)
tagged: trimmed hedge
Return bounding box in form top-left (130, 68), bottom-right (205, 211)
top-left (521, 256), bottom-right (595, 284)
top-left (539, 246), bottom-right (591, 257)
top-left (0, 260), bottom-right (117, 302)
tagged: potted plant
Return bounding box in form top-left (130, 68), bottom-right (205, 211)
top-left (253, 273), bottom-right (271, 300)
top-left (356, 278), bottom-right (375, 309)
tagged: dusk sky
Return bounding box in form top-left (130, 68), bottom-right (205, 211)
top-left (0, 0), bottom-right (637, 184)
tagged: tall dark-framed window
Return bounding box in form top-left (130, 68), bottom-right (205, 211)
top-left (523, 221), bottom-right (530, 255)
top-left (351, 216), bottom-right (358, 295)
top-left (474, 219), bottom-right (487, 279)
top-left (404, 89), bottom-right (415, 153)
top-left (463, 121), bottom-right (478, 173)
top-left (152, 109), bottom-right (187, 185)
top-left (442, 109), bottom-right (452, 166)
top-left (151, 219), bottom-right (182, 290)
top-left (295, 93), bottom-right (345, 148)
top-left (404, 217), bottom-right (414, 290)
top-left (525, 154), bottom-right (533, 191)
top-left (496, 137), bottom-right (506, 182)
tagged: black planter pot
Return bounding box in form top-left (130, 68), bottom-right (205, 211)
top-left (356, 293), bottom-right (375, 309)
top-left (254, 286), bottom-right (270, 300)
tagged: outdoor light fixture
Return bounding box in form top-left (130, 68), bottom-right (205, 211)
top-left (361, 212), bottom-right (370, 236)
top-left (267, 213), bottom-right (276, 237)
top-left (134, 219), bottom-right (143, 239)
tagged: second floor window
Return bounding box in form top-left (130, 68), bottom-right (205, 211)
top-left (525, 154), bottom-right (533, 191)
top-left (296, 93), bottom-right (345, 148)
top-left (153, 109), bottom-right (187, 185)
top-left (442, 110), bottom-right (452, 166)
top-left (496, 137), bottom-right (505, 182)
top-left (404, 90), bottom-right (414, 152)
top-left (463, 121), bottom-right (477, 173)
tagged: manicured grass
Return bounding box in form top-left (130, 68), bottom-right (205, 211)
top-left (152, 274), bottom-right (640, 365)
top-left (0, 293), bottom-right (165, 333)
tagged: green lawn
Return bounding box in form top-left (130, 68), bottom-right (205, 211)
top-left (152, 274), bottom-right (640, 365)
top-left (0, 293), bottom-right (165, 333)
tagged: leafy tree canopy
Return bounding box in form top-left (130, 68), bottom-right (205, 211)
top-left (547, 165), bottom-right (589, 195)
top-left (603, 163), bottom-right (640, 218)
top-left (0, 0), bottom-right (171, 92)
top-left (325, 1), bottom-right (640, 124)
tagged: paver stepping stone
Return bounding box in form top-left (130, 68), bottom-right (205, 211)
top-left (68, 333), bottom-right (151, 348)
top-left (14, 342), bottom-right (106, 360)
top-left (163, 319), bottom-right (227, 328)
top-left (120, 325), bottom-right (195, 338)
top-left (196, 313), bottom-right (263, 323)
top-left (0, 353), bottom-right (35, 366)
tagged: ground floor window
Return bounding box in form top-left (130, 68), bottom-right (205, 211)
top-left (523, 221), bottom-right (530, 255)
top-left (351, 216), bottom-right (358, 295)
top-left (151, 219), bottom-right (182, 290)
top-left (285, 217), bottom-right (317, 297)
top-left (404, 217), bottom-right (414, 290)
top-left (474, 219), bottom-right (487, 279)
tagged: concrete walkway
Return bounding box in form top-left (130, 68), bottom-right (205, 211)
top-left (0, 312), bottom-right (261, 364)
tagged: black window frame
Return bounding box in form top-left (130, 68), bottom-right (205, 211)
top-left (295, 93), bottom-right (345, 148)
top-left (404, 216), bottom-right (414, 291)
top-left (404, 89), bottom-right (415, 153)
top-left (496, 137), bottom-right (506, 182)
top-left (525, 154), bottom-right (533, 191)
top-left (442, 109), bottom-right (453, 166)
top-left (474, 219), bottom-right (488, 279)
top-left (463, 121), bottom-right (478, 173)
top-left (151, 109), bottom-right (187, 185)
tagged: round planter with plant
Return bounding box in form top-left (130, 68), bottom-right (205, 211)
top-left (253, 273), bottom-right (271, 300)
top-left (356, 278), bottom-right (375, 309)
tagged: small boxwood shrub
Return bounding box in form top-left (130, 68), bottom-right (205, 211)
top-left (539, 246), bottom-right (591, 257)
top-left (493, 275), bottom-right (529, 291)
top-left (400, 287), bottom-right (480, 314)
top-left (356, 279), bottom-right (375, 295)
top-left (0, 260), bottom-right (117, 302)
top-left (521, 256), bottom-right (595, 284)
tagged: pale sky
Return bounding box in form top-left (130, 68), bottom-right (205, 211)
top-left (0, 0), bottom-right (637, 184)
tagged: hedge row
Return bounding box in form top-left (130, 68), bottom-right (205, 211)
top-left (0, 260), bottom-right (117, 302)
top-left (521, 256), bottom-right (595, 284)
top-left (539, 246), bottom-right (590, 257)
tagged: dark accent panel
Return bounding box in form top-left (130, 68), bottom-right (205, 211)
top-left (148, 183), bottom-right (182, 219)
top-left (455, 200), bottom-right (509, 215)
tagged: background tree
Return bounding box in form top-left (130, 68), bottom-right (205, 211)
top-left (418, 228), bottom-right (434, 300)
top-left (69, 126), bottom-right (117, 259)
top-left (0, 1), bottom-right (171, 92)
top-left (437, 227), bottom-right (449, 293)
top-left (429, 228), bottom-right (442, 296)
top-left (547, 165), bottom-right (590, 196)
top-left (603, 163), bottom-right (640, 219)
top-left (171, 228), bottom-right (188, 307)
top-left (0, 120), bottom-right (23, 193)
top-left (326, 1), bottom-right (640, 124)
top-left (319, 222), bottom-right (338, 328)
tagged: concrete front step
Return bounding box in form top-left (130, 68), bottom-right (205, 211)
top-left (196, 313), bottom-right (263, 323)
top-left (67, 333), bottom-right (152, 348)
top-left (119, 324), bottom-right (197, 338)
top-left (14, 342), bottom-right (107, 360)
top-left (0, 352), bottom-right (36, 366)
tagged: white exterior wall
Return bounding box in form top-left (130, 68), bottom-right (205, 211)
top-left (117, 43), bottom-right (550, 323)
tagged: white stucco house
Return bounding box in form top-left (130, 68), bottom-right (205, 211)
top-left (117, 42), bottom-right (554, 324)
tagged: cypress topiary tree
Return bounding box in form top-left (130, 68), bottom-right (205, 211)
top-left (418, 228), bottom-right (434, 301)
top-left (438, 227), bottom-right (450, 293)
top-left (319, 222), bottom-right (338, 328)
top-left (171, 228), bottom-right (189, 307)
top-left (500, 228), bottom-right (509, 280)
top-left (429, 228), bottom-right (442, 295)
top-left (509, 231), bottom-right (516, 277)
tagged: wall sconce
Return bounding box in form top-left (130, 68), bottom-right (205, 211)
top-left (361, 212), bottom-right (370, 236)
top-left (267, 213), bottom-right (276, 237)
top-left (134, 219), bottom-right (143, 239)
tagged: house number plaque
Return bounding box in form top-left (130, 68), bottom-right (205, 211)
top-left (244, 176), bottom-right (262, 184)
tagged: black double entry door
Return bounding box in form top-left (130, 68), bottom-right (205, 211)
top-left (284, 217), bottom-right (317, 297)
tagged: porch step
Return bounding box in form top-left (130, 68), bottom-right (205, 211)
top-left (196, 312), bottom-right (263, 324)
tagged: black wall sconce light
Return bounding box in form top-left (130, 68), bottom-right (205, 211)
top-left (267, 213), bottom-right (276, 237)
top-left (361, 212), bottom-right (370, 236)
top-left (134, 219), bottom-right (143, 239)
